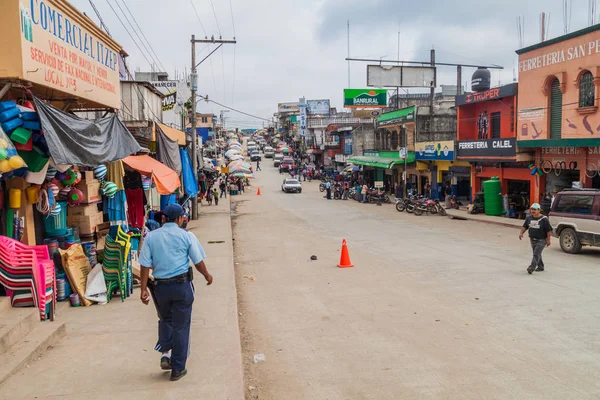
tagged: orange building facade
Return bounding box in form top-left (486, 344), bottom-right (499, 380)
top-left (517, 25), bottom-right (600, 202)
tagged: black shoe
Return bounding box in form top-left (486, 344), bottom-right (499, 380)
top-left (170, 369), bottom-right (187, 381)
top-left (527, 266), bottom-right (535, 274)
top-left (160, 356), bottom-right (172, 370)
top-left (536, 267), bottom-right (544, 272)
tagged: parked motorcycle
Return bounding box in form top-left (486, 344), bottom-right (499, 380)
top-left (414, 199), bottom-right (447, 216)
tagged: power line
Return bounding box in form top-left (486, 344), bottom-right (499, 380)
top-left (120, 0), bottom-right (167, 72)
top-left (208, 0), bottom-right (222, 35)
top-left (228, 0), bottom-right (236, 37)
top-left (229, 0), bottom-right (236, 105)
top-left (188, 0), bottom-right (207, 36)
top-left (114, 0), bottom-right (161, 70)
top-left (221, 48), bottom-right (227, 104)
top-left (196, 94), bottom-right (272, 122)
top-left (104, 0), bottom-right (154, 67)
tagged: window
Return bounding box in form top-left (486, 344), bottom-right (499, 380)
top-left (490, 112), bottom-right (501, 138)
top-left (550, 78), bottom-right (563, 139)
top-left (201, 117), bottom-right (208, 123)
top-left (579, 71), bottom-right (595, 108)
top-left (510, 105), bottom-right (515, 132)
top-left (554, 195), bottom-right (594, 215)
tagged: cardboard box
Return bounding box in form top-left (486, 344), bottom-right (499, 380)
top-left (68, 204), bottom-right (101, 218)
top-left (67, 211), bottom-right (104, 234)
top-left (83, 170), bottom-right (95, 182)
top-left (75, 179), bottom-right (102, 204)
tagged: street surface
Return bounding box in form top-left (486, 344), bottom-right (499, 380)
top-left (234, 160), bottom-right (600, 400)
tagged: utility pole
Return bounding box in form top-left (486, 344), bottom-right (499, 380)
top-left (430, 48), bottom-right (436, 110)
top-left (190, 34), bottom-right (236, 220)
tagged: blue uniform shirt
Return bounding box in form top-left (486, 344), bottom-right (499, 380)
top-left (139, 223), bottom-right (206, 279)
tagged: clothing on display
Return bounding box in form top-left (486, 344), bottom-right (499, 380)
top-left (126, 189), bottom-right (145, 229)
top-left (107, 161), bottom-right (125, 190)
top-left (105, 190), bottom-right (127, 225)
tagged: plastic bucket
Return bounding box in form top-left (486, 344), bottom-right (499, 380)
top-left (9, 189), bottom-right (21, 209)
top-left (26, 186), bottom-right (39, 203)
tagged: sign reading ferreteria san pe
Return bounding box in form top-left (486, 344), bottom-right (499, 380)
top-left (0, 0), bottom-right (123, 109)
top-left (344, 89), bottom-right (387, 108)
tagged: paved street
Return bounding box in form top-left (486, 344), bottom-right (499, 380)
top-left (234, 162), bottom-right (600, 400)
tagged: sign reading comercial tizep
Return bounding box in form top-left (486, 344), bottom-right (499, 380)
top-left (456, 138), bottom-right (517, 159)
top-left (344, 89), bottom-right (387, 108)
top-left (298, 104), bottom-right (307, 137)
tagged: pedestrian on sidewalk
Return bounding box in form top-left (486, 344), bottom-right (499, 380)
top-left (213, 188), bottom-right (219, 206)
top-left (342, 180), bottom-right (350, 200)
top-left (361, 184), bottom-right (368, 203)
top-left (206, 187), bottom-right (213, 205)
top-left (139, 204), bottom-right (213, 381)
top-left (519, 203), bottom-right (552, 275)
top-left (444, 182), bottom-right (452, 208)
top-left (219, 180), bottom-right (227, 198)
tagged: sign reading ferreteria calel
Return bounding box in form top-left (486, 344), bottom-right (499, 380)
top-left (0, 0), bottom-right (124, 109)
top-left (344, 89), bottom-right (387, 108)
top-left (415, 140), bottom-right (455, 161)
top-left (456, 138), bottom-right (517, 158)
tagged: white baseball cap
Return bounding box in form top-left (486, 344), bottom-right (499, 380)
top-left (530, 203), bottom-right (541, 210)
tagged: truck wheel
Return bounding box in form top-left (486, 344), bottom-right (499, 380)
top-left (560, 228), bottom-right (582, 254)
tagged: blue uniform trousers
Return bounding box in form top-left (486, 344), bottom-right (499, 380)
top-left (153, 280), bottom-right (194, 372)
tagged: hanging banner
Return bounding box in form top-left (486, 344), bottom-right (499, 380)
top-left (344, 89), bottom-right (387, 108)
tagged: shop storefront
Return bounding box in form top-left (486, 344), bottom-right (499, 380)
top-left (0, 1), bottom-right (193, 319)
top-left (414, 140), bottom-right (471, 199)
top-left (348, 150), bottom-right (415, 193)
top-left (516, 24), bottom-right (600, 200)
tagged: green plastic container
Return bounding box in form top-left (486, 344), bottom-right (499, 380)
top-left (17, 147), bottom-right (48, 172)
top-left (10, 127), bottom-right (32, 144)
top-left (483, 177), bottom-right (503, 216)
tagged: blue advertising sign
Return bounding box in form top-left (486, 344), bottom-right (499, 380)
top-left (415, 141), bottom-right (455, 161)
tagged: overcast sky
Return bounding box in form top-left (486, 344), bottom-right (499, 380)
top-left (72, 0), bottom-right (595, 128)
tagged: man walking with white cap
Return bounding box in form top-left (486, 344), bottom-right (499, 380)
top-left (519, 203), bottom-right (553, 274)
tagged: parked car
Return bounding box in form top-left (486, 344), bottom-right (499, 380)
top-left (282, 178), bottom-right (302, 193)
top-left (264, 146), bottom-right (275, 158)
top-left (273, 154), bottom-right (284, 167)
top-left (250, 150), bottom-right (261, 161)
top-left (247, 145), bottom-right (257, 153)
top-left (549, 188), bottom-right (600, 254)
top-left (280, 157), bottom-right (295, 172)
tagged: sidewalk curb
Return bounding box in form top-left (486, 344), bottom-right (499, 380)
top-left (446, 212), bottom-right (522, 230)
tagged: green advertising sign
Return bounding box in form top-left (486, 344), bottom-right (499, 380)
top-left (376, 106), bottom-right (416, 127)
top-left (344, 89), bottom-right (387, 108)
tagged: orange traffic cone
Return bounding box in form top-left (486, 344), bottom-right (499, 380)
top-left (257, 187), bottom-right (261, 196)
top-left (337, 239), bottom-right (354, 268)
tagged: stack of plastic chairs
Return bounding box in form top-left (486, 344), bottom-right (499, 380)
top-left (115, 226), bottom-right (133, 298)
top-left (102, 236), bottom-right (127, 302)
top-left (0, 236), bottom-right (56, 321)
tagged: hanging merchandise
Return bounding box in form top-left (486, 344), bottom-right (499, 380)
top-left (61, 169), bottom-right (77, 185)
top-left (59, 187), bottom-right (71, 200)
top-left (9, 189), bottom-right (21, 209)
top-left (48, 183), bottom-right (59, 199)
top-left (101, 181), bottom-right (118, 198)
top-left (26, 186), bottom-right (39, 204)
top-left (180, 148), bottom-right (199, 198)
top-left (33, 97), bottom-right (142, 166)
top-left (67, 188), bottom-right (84, 206)
top-left (142, 177), bottom-right (151, 191)
top-left (0, 129), bottom-right (27, 174)
top-left (73, 171), bottom-right (82, 185)
top-left (93, 165), bottom-right (107, 180)
top-left (46, 165), bottom-right (57, 181)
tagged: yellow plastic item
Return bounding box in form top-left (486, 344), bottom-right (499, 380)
top-left (26, 186), bottom-right (39, 204)
top-left (9, 189), bottom-right (21, 209)
top-left (0, 160), bottom-right (11, 173)
top-left (8, 156), bottom-right (24, 169)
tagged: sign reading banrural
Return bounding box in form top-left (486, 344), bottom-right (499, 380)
top-left (344, 89), bottom-right (387, 108)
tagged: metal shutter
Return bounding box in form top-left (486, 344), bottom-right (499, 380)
top-left (550, 79), bottom-right (562, 139)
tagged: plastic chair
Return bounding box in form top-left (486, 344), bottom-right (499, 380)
top-left (102, 236), bottom-right (127, 302)
top-left (0, 236), bottom-right (56, 321)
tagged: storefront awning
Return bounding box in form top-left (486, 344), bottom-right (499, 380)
top-left (122, 155), bottom-right (181, 195)
top-left (155, 122), bottom-right (186, 145)
top-left (348, 153), bottom-right (415, 169)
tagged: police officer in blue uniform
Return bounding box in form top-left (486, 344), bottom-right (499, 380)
top-left (139, 204), bottom-right (213, 381)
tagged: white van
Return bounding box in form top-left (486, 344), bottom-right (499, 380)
top-left (264, 146), bottom-right (275, 158)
